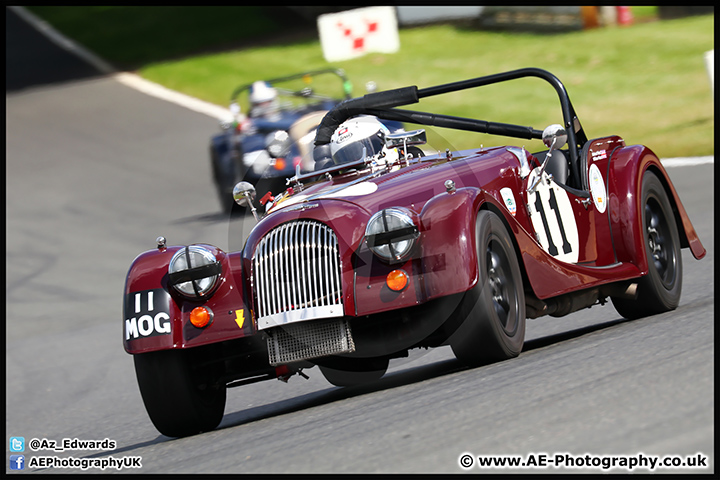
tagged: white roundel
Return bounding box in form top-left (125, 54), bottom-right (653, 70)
top-left (588, 163), bottom-right (607, 213)
top-left (527, 168), bottom-right (579, 263)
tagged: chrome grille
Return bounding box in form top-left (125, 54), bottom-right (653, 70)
top-left (253, 220), bottom-right (343, 330)
top-left (266, 318), bottom-right (355, 366)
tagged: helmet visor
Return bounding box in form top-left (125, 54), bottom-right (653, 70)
top-left (332, 134), bottom-right (385, 165)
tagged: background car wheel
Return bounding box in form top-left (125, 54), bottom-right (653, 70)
top-left (211, 143), bottom-right (246, 214)
top-left (612, 171), bottom-right (682, 319)
top-left (134, 347), bottom-right (226, 437)
top-left (450, 210), bottom-right (526, 367)
top-left (210, 146), bottom-right (233, 214)
top-left (318, 356), bottom-right (389, 387)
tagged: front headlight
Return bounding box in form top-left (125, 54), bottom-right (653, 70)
top-left (168, 246), bottom-right (222, 298)
top-left (365, 207), bottom-right (419, 262)
top-left (243, 149), bottom-right (271, 168)
top-left (265, 130), bottom-right (291, 158)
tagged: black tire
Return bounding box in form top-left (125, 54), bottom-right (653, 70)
top-left (450, 210), bottom-right (526, 367)
top-left (612, 171), bottom-right (682, 319)
top-left (318, 356), bottom-right (389, 387)
top-left (219, 187), bottom-right (235, 215)
top-left (210, 146), bottom-right (233, 214)
top-left (211, 143), bottom-right (246, 214)
top-left (134, 348), bottom-right (226, 438)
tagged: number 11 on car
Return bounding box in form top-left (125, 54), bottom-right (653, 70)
top-left (527, 168), bottom-right (579, 264)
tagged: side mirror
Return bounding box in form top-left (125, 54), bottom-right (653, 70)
top-left (542, 124), bottom-right (567, 150)
top-left (222, 102), bottom-right (242, 131)
top-left (233, 181), bottom-right (259, 221)
top-left (528, 124), bottom-right (567, 194)
top-left (233, 181), bottom-right (256, 207)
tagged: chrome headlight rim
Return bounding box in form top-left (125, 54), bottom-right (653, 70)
top-left (168, 245), bottom-right (222, 299)
top-left (364, 207), bottom-right (420, 263)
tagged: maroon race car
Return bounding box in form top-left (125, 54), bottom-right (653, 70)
top-left (123, 68), bottom-right (705, 438)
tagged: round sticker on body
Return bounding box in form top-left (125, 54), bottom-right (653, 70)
top-left (588, 163), bottom-right (607, 213)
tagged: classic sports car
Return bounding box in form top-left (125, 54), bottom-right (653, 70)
top-left (125, 68), bottom-right (705, 437)
top-left (209, 68), bottom-right (401, 212)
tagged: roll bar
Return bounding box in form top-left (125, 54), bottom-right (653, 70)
top-left (313, 68), bottom-right (588, 188)
top-left (230, 68), bottom-right (352, 104)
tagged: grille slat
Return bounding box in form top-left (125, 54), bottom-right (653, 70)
top-left (311, 223), bottom-right (319, 306)
top-left (288, 222), bottom-right (298, 311)
top-left (269, 230), bottom-right (276, 314)
top-left (253, 220), bottom-right (343, 330)
top-left (279, 223), bottom-right (289, 313)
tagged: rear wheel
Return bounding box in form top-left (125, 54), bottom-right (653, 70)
top-left (134, 347), bottom-right (226, 437)
top-left (612, 171), bottom-right (682, 319)
top-left (450, 210), bottom-right (526, 367)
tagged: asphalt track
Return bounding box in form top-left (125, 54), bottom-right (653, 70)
top-left (5, 7), bottom-right (714, 474)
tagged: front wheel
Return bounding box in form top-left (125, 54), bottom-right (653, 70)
top-left (611, 171), bottom-right (682, 319)
top-left (211, 143), bottom-right (245, 214)
top-left (450, 210), bottom-right (526, 367)
top-left (134, 347), bottom-right (226, 437)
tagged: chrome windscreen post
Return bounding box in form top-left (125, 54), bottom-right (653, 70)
top-left (402, 137), bottom-right (410, 166)
top-left (248, 200), bottom-right (259, 222)
top-left (385, 129), bottom-right (427, 167)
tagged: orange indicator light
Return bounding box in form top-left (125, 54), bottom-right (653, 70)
top-left (273, 158), bottom-right (287, 170)
top-left (386, 269), bottom-right (408, 292)
top-left (190, 306), bottom-right (213, 328)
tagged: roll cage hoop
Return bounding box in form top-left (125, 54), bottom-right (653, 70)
top-left (230, 68), bottom-right (353, 106)
top-left (314, 68), bottom-right (589, 189)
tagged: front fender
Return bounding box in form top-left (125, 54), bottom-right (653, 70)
top-left (419, 187), bottom-right (485, 301)
top-left (351, 187), bottom-right (485, 316)
top-left (123, 245), bottom-right (252, 354)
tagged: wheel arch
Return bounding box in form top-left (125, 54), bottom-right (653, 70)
top-left (418, 186), bottom-right (530, 298)
top-left (476, 198), bottom-right (534, 297)
top-left (644, 162), bottom-right (704, 258)
top-left (608, 146), bottom-right (706, 271)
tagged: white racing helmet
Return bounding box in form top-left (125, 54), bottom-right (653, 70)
top-left (330, 115), bottom-right (392, 165)
top-left (249, 81), bottom-right (279, 118)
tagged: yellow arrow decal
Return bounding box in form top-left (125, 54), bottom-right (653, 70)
top-left (234, 310), bottom-right (245, 329)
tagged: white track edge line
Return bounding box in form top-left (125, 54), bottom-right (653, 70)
top-left (11, 6), bottom-right (232, 120)
top-left (660, 157), bottom-right (714, 167)
top-left (113, 73), bottom-right (232, 120)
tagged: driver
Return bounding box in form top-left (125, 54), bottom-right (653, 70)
top-left (329, 115), bottom-right (397, 166)
top-left (248, 81), bottom-right (280, 120)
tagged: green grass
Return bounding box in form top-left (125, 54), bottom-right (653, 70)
top-left (27, 7), bottom-right (713, 158)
